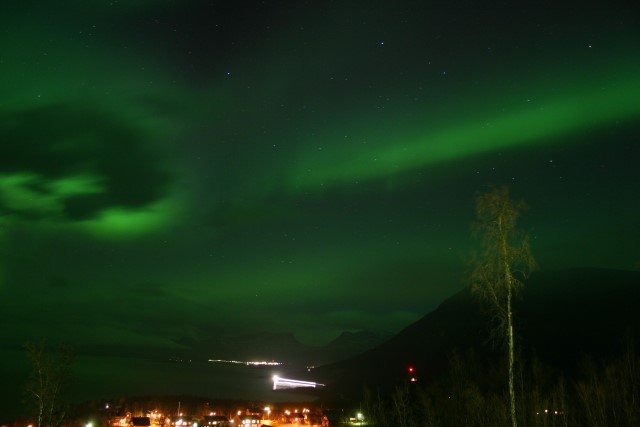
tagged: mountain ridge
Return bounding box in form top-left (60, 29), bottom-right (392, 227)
top-left (311, 267), bottom-right (640, 398)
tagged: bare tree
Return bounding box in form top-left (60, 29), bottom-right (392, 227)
top-left (25, 341), bottom-right (74, 427)
top-left (391, 383), bottom-right (412, 427)
top-left (471, 186), bottom-right (536, 427)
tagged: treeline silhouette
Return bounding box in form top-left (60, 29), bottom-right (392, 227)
top-left (362, 338), bottom-right (639, 426)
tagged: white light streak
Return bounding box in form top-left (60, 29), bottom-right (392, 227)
top-left (272, 375), bottom-right (324, 390)
top-left (208, 359), bottom-right (283, 366)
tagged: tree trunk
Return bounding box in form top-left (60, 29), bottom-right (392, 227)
top-left (37, 363), bottom-right (44, 427)
top-left (500, 214), bottom-right (517, 427)
top-left (473, 188), bottom-right (535, 427)
top-left (37, 394), bottom-right (44, 427)
top-left (507, 285), bottom-right (517, 427)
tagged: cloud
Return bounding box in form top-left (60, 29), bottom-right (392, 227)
top-left (0, 105), bottom-right (172, 223)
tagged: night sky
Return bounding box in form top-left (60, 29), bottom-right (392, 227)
top-left (1, 0), bottom-right (639, 358)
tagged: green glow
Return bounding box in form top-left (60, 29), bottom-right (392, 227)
top-left (0, 170), bottom-right (179, 239)
top-left (290, 75), bottom-right (640, 191)
top-left (80, 197), bottom-right (181, 239)
top-left (0, 173), bottom-right (103, 216)
top-left (0, 0), bottom-right (638, 370)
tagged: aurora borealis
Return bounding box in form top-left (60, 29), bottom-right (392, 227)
top-left (1, 0), bottom-right (639, 412)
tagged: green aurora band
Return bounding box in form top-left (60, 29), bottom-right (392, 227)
top-left (290, 73), bottom-right (640, 191)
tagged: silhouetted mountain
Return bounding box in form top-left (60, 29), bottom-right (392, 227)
top-left (314, 268), bottom-right (640, 398)
top-left (174, 331), bottom-right (312, 363)
top-left (323, 331), bottom-right (393, 359)
top-left (174, 330), bottom-right (391, 367)
top-left (309, 330), bottom-right (395, 367)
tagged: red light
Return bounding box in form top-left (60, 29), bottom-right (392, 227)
top-left (407, 366), bottom-right (414, 373)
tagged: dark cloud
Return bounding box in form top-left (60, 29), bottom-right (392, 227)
top-left (48, 276), bottom-right (74, 289)
top-left (0, 105), bottom-right (172, 220)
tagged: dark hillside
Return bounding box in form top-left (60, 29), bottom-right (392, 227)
top-left (315, 268), bottom-right (640, 398)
